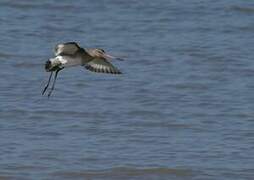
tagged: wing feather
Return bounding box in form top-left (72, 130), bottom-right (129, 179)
top-left (54, 42), bottom-right (80, 56)
top-left (84, 58), bottom-right (122, 74)
top-left (85, 48), bottom-right (124, 61)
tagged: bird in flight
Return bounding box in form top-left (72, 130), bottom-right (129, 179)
top-left (42, 42), bottom-right (123, 97)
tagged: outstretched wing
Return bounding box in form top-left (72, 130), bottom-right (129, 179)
top-left (54, 42), bottom-right (80, 56)
top-left (84, 58), bottom-right (122, 74)
top-left (85, 48), bottom-right (124, 61)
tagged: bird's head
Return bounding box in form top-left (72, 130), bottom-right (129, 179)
top-left (45, 58), bottom-right (62, 72)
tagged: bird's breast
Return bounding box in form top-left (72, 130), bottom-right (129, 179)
top-left (57, 55), bottom-right (82, 68)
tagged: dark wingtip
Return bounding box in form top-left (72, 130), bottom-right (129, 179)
top-left (114, 70), bottom-right (122, 74)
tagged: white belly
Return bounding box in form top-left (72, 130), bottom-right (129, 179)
top-left (57, 55), bottom-right (82, 68)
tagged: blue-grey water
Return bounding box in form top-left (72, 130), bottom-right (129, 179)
top-left (0, 0), bottom-right (254, 179)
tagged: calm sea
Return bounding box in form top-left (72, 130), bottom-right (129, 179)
top-left (0, 0), bottom-right (254, 179)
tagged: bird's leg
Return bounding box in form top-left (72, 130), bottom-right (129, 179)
top-left (42, 71), bottom-right (53, 95)
top-left (47, 67), bottom-right (64, 98)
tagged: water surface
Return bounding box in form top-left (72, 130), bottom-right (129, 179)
top-left (0, 0), bottom-right (254, 179)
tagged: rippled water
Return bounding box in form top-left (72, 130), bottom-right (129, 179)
top-left (0, 0), bottom-right (254, 179)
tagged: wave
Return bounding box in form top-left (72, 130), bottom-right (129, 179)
top-left (13, 62), bottom-right (43, 68)
top-left (0, 1), bottom-right (77, 11)
top-left (230, 6), bottom-right (254, 14)
top-left (53, 167), bottom-right (193, 179)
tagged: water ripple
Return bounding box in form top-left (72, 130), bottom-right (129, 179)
top-left (53, 167), bottom-right (193, 179)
